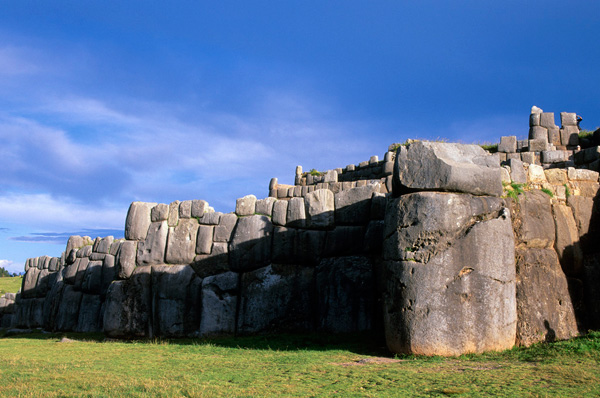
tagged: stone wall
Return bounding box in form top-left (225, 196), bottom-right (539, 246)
top-left (2, 107), bottom-right (600, 357)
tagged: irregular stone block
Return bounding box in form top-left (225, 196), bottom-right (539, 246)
top-left (168, 201), bottom-right (180, 227)
top-left (567, 167), bottom-right (599, 182)
top-left (530, 112), bottom-right (541, 127)
top-left (540, 112), bottom-right (556, 129)
top-left (393, 141), bottom-right (502, 197)
top-left (179, 200), bottom-right (193, 219)
top-left (65, 236), bottom-right (92, 256)
top-left (528, 164), bottom-right (547, 183)
top-left (335, 185), bottom-right (380, 225)
top-left (498, 136), bottom-right (517, 153)
top-left (165, 219), bottom-right (199, 264)
top-left (574, 146), bottom-right (600, 165)
top-left (116, 240), bottom-right (137, 279)
top-left (544, 168), bottom-right (568, 184)
top-left (548, 127), bottom-right (561, 146)
top-left (515, 248), bottom-right (578, 346)
top-left (151, 264), bottom-right (201, 337)
top-left (529, 126), bottom-right (548, 141)
top-left (561, 112), bottom-right (578, 126)
top-left (55, 285), bottom-right (82, 331)
top-left (124, 202), bottom-right (156, 241)
top-left (75, 294), bottom-right (102, 333)
top-left (323, 170), bottom-right (338, 183)
top-left (272, 200), bottom-right (288, 226)
top-left (304, 189), bottom-right (334, 229)
top-left (236, 195), bottom-right (257, 216)
top-left (229, 215), bottom-right (273, 273)
top-left (81, 260), bottom-right (102, 294)
top-left (238, 264), bottom-right (314, 334)
top-left (196, 225), bottom-right (214, 255)
top-left (200, 271), bottom-right (238, 336)
top-left (21, 268), bottom-right (40, 299)
top-left (567, 195), bottom-right (594, 239)
top-left (272, 227), bottom-right (325, 265)
top-left (137, 221), bottom-right (168, 266)
top-left (541, 150), bottom-right (570, 164)
top-left (96, 236), bottom-right (114, 254)
top-left (508, 158), bottom-right (526, 184)
top-left (553, 204), bottom-right (583, 276)
top-left (316, 256), bottom-right (374, 332)
top-left (515, 191), bottom-right (555, 249)
top-left (323, 226), bottom-right (365, 257)
top-left (101, 254), bottom-right (116, 297)
top-left (561, 126), bottom-right (579, 146)
top-left (151, 203), bottom-right (169, 222)
top-left (199, 211), bottom-right (221, 225)
top-left (382, 193), bottom-right (516, 356)
top-left (286, 197), bottom-right (306, 228)
top-left (213, 213), bottom-right (237, 242)
top-left (191, 200), bottom-right (208, 218)
top-left (191, 242), bottom-right (230, 278)
top-left (528, 138), bottom-right (548, 152)
top-left (48, 257), bottom-right (59, 272)
top-left (255, 197), bottom-right (277, 217)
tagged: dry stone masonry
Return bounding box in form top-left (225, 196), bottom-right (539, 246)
top-left (2, 107), bottom-right (600, 357)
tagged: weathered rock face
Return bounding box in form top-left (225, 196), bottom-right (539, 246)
top-left (137, 221), bottom-right (168, 266)
top-left (393, 141), bottom-right (503, 197)
top-left (515, 248), bottom-right (579, 346)
top-left (165, 219), bottom-right (198, 264)
top-left (229, 215), bottom-right (273, 272)
top-left (200, 271), bottom-right (238, 336)
top-left (124, 202), bottom-right (157, 241)
top-left (381, 192), bottom-right (517, 356)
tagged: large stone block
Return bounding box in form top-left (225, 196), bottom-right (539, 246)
top-left (286, 197), bottom-right (306, 228)
top-left (552, 204), bottom-right (583, 276)
top-left (137, 221), bottom-right (168, 266)
top-left (191, 200), bottom-right (208, 218)
top-left (255, 197), bottom-right (277, 217)
top-left (561, 126), bottom-right (579, 146)
top-left (196, 225), bottom-right (214, 255)
top-left (335, 184), bottom-right (380, 225)
top-left (529, 126), bottom-right (548, 141)
top-left (151, 203), bottom-right (169, 222)
top-left (382, 193), bottom-right (516, 356)
top-left (498, 136), bottom-right (517, 153)
top-left (272, 200), bottom-right (288, 226)
top-left (55, 284), bottom-right (83, 331)
top-left (116, 240), bottom-right (137, 279)
top-left (73, 258), bottom-right (90, 291)
top-left (200, 271), bottom-right (239, 336)
top-left (229, 215), bottom-right (273, 273)
top-left (540, 112), bottom-right (556, 129)
top-left (393, 141), bottom-right (502, 197)
top-left (316, 256), bottom-right (374, 332)
top-left (514, 191), bottom-right (555, 248)
top-left (323, 226), bottom-right (365, 257)
top-left (151, 264), bottom-right (201, 337)
top-left (272, 227), bottom-right (325, 265)
top-left (213, 214), bottom-right (237, 242)
top-left (238, 264), bottom-right (314, 334)
top-left (561, 112), bottom-right (578, 127)
top-left (75, 294), bottom-right (102, 333)
top-left (124, 202), bottom-right (157, 241)
top-left (236, 195), bottom-right (257, 216)
top-left (179, 200), bottom-right (192, 219)
top-left (508, 158), bottom-right (526, 184)
top-left (304, 189), bottom-right (334, 229)
top-left (191, 242), bottom-right (230, 278)
top-left (515, 248), bottom-right (578, 346)
top-left (165, 219), bottom-right (199, 264)
top-left (81, 260), bottom-right (103, 294)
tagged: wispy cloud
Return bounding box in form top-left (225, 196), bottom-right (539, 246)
top-left (10, 228), bottom-right (124, 244)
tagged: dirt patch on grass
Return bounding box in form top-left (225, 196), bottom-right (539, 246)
top-left (335, 357), bottom-right (404, 366)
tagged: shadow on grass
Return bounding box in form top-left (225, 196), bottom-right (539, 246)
top-left (0, 329), bottom-right (391, 357)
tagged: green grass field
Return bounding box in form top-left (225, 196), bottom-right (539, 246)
top-left (0, 330), bottom-right (599, 397)
top-left (0, 276), bottom-right (22, 295)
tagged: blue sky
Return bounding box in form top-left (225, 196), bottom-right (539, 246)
top-left (1, 1), bottom-right (599, 274)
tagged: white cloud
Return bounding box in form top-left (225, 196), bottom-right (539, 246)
top-left (0, 259), bottom-right (21, 275)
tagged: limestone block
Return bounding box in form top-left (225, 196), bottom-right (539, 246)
top-left (236, 195), bottom-right (257, 216)
top-left (528, 138), bottom-right (548, 152)
top-left (63, 259), bottom-right (80, 285)
top-left (109, 240), bottom-right (122, 256)
top-left (335, 184), bottom-right (380, 225)
top-left (238, 264), bottom-right (314, 334)
top-left (515, 191), bottom-right (555, 248)
top-left (508, 159), bottom-right (526, 184)
top-left (382, 192), bottom-right (516, 356)
top-left (200, 271), bottom-right (238, 336)
top-left (548, 127), bottom-right (561, 146)
top-left (73, 257), bottom-right (90, 291)
top-left (304, 189), bottom-right (334, 229)
top-left (48, 257), bottom-right (59, 272)
top-left (178, 200), bottom-right (192, 219)
top-left (116, 240), bottom-right (137, 279)
top-left (316, 256), bottom-right (374, 332)
top-left (394, 141), bottom-right (502, 197)
top-left (195, 225), bottom-right (214, 255)
top-left (95, 236), bottom-right (114, 254)
top-left (346, 164), bottom-right (356, 172)
top-left (151, 203), bottom-right (169, 222)
top-left (272, 200), bottom-right (288, 226)
top-left (499, 136), bottom-right (517, 153)
top-left (229, 215), bottom-right (273, 273)
top-left (151, 264), bottom-right (201, 337)
top-left (544, 168), bottom-right (568, 184)
top-left (560, 126), bottom-right (579, 146)
top-left (256, 197), bottom-right (277, 217)
top-left (541, 150), bottom-right (570, 164)
top-left (323, 226), bottom-right (365, 257)
top-left (199, 211), bottom-right (221, 225)
top-left (21, 268), bottom-right (40, 299)
top-left (191, 200), bottom-right (208, 218)
top-left (540, 112), bottom-right (556, 129)
top-left (124, 202), bottom-right (156, 241)
top-left (552, 204), bottom-right (583, 276)
top-left (103, 266), bottom-right (152, 338)
top-left (168, 201), bottom-right (180, 227)
top-left (137, 221), bottom-right (169, 266)
top-left (272, 227), bottom-right (325, 266)
top-left (529, 126), bottom-right (548, 141)
top-left (165, 219), bottom-right (199, 264)
top-left (75, 294), bottom-right (102, 333)
top-left (65, 235), bottom-right (92, 256)
top-left (530, 112), bottom-right (541, 127)
top-left (286, 197), bottom-right (306, 228)
top-left (561, 112), bottom-right (578, 126)
top-left (567, 167), bottom-right (599, 182)
top-left (515, 248), bottom-right (578, 346)
top-left (528, 164), bottom-right (547, 183)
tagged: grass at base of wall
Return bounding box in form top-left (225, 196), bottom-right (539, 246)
top-left (0, 330), bottom-right (599, 397)
top-left (0, 276), bottom-right (22, 295)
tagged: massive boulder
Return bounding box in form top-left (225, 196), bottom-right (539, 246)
top-left (393, 141), bottom-right (503, 197)
top-left (229, 215), bottom-right (273, 272)
top-left (382, 192), bottom-right (516, 356)
top-left (124, 202), bottom-right (157, 241)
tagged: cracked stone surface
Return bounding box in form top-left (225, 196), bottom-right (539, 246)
top-left (381, 191), bottom-right (516, 356)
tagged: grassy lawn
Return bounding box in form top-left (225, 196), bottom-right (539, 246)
top-left (0, 276), bottom-right (22, 295)
top-left (0, 331), bottom-right (599, 397)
